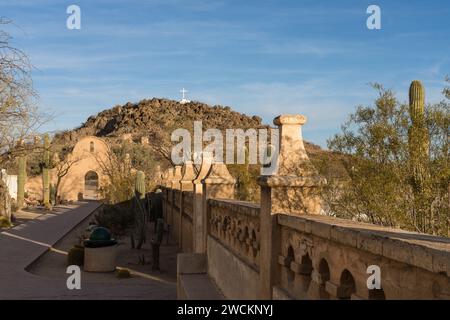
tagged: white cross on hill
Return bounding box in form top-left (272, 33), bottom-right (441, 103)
top-left (180, 88), bottom-right (191, 104)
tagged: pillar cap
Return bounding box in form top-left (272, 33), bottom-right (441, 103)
top-left (202, 162), bottom-right (236, 185)
top-left (274, 114), bottom-right (307, 126)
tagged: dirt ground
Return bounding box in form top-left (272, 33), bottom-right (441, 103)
top-left (26, 210), bottom-right (178, 299)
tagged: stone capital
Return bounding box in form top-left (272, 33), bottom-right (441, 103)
top-left (273, 114), bottom-right (307, 126)
top-left (202, 162), bottom-right (236, 185)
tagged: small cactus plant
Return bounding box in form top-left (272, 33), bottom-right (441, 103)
top-left (135, 170), bottom-right (146, 199)
top-left (17, 155), bottom-right (26, 209)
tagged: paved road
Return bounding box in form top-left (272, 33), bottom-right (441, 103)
top-left (0, 202), bottom-right (176, 299)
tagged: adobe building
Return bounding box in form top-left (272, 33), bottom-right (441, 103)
top-left (26, 136), bottom-right (110, 201)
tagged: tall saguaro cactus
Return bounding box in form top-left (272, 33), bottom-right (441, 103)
top-left (408, 80), bottom-right (429, 192)
top-left (135, 170), bottom-right (146, 199)
top-left (42, 134), bottom-right (51, 208)
top-left (132, 170), bottom-right (147, 249)
top-left (408, 80), bottom-right (431, 232)
top-left (17, 155), bottom-right (27, 208)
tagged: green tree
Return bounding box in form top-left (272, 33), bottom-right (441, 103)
top-left (325, 81), bottom-right (449, 236)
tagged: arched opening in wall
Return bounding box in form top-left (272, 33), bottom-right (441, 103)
top-left (368, 288), bottom-right (386, 300)
top-left (90, 141), bottom-right (95, 152)
top-left (299, 254), bottom-right (313, 292)
top-left (318, 258), bottom-right (331, 299)
top-left (338, 269), bottom-right (356, 300)
top-left (251, 229), bottom-right (258, 259)
top-left (286, 246), bottom-right (295, 283)
top-left (84, 171), bottom-right (99, 199)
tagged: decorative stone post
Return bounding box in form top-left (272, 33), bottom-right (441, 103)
top-left (192, 153), bottom-right (212, 253)
top-left (257, 114), bottom-right (326, 299)
top-left (162, 169), bottom-right (172, 225)
top-left (169, 166), bottom-right (182, 240)
top-left (178, 161), bottom-right (196, 250)
top-left (201, 161), bottom-right (236, 253)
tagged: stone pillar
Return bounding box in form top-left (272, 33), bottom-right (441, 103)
top-left (201, 161), bottom-right (236, 253)
top-left (164, 168), bottom-right (175, 228)
top-left (162, 169), bottom-right (173, 225)
top-left (178, 161), bottom-right (196, 250)
top-left (192, 153), bottom-right (212, 253)
top-left (169, 166), bottom-right (182, 242)
top-left (161, 170), bottom-right (167, 224)
top-left (257, 114), bottom-right (326, 299)
top-left (171, 165), bottom-right (182, 190)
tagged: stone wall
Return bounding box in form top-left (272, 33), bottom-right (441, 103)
top-left (161, 114), bottom-right (450, 300)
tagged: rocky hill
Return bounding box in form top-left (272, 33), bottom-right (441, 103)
top-left (55, 98), bottom-right (263, 142)
top-left (53, 98), bottom-right (347, 177)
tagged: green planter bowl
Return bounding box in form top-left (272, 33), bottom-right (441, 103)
top-left (84, 226), bottom-right (117, 248)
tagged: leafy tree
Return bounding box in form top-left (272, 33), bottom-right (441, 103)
top-left (324, 81), bottom-right (449, 236)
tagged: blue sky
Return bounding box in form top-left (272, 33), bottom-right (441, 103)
top-left (1, 0), bottom-right (449, 147)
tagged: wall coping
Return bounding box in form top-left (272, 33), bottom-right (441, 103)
top-left (208, 198), bottom-right (260, 218)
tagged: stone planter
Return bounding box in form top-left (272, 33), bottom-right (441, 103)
top-left (84, 245), bottom-right (118, 272)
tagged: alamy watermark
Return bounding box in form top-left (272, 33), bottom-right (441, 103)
top-left (66, 265), bottom-right (81, 290)
top-left (171, 121), bottom-right (280, 174)
top-left (66, 5), bottom-right (81, 30)
top-left (367, 265), bottom-right (382, 290)
top-left (366, 5), bottom-right (381, 30)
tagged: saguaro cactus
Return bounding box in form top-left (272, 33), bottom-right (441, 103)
top-left (408, 80), bottom-right (429, 191)
top-left (50, 184), bottom-right (56, 205)
top-left (409, 80), bottom-right (425, 122)
top-left (408, 80), bottom-right (431, 233)
top-left (131, 170), bottom-right (147, 249)
top-left (17, 155), bottom-right (27, 208)
top-left (42, 134), bottom-right (51, 208)
top-left (135, 170), bottom-right (146, 199)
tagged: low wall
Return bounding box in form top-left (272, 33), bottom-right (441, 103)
top-left (207, 236), bottom-right (259, 299)
top-left (276, 214), bottom-right (450, 299)
top-left (162, 185), bottom-right (450, 300)
top-left (207, 199), bottom-right (261, 299)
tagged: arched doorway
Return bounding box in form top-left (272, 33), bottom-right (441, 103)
top-left (338, 269), bottom-right (356, 299)
top-left (84, 171), bottom-right (99, 199)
